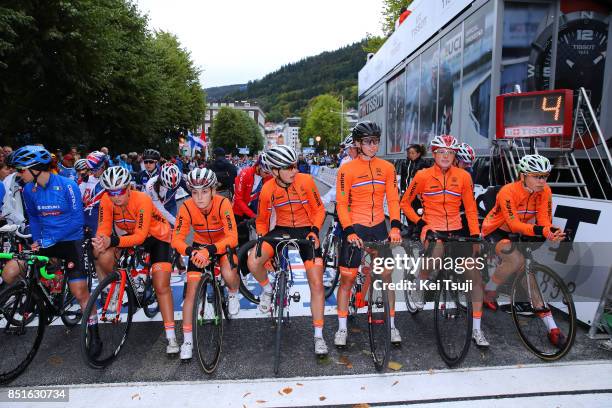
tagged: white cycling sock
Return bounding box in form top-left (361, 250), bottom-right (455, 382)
top-left (314, 327), bottom-right (323, 338)
top-left (338, 317), bottom-right (347, 330)
top-left (540, 313), bottom-right (558, 331)
top-left (390, 316), bottom-right (395, 329)
top-left (473, 317), bottom-right (481, 331)
top-left (183, 331), bottom-right (193, 344)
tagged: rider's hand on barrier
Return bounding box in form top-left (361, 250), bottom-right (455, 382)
top-left (191, 248), bottom-right (210, 268)
top-left (388, 227), bottom-right (402, 244)
top-left (306, 232), bottom-right (320, 249)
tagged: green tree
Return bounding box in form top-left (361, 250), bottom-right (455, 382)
top-left (300, 94), bottom-right (348, 152)
top-left (363, 0), bottom-right (413, 54)
top-left (0, 0), bottom-right (205, 154)
top-left (210, 107), bottom-right (262, 155)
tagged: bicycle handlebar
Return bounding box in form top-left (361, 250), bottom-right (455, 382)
top-left (500, 228), bottom-right (572, 255)
top-left (426, 231), bottom-right (483, 243)
top-left (0, 224), bottom-right (32, 239)
top-left (0, 252), bottom-right (54, 279)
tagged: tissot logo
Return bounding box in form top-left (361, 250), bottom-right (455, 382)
top-left (506, 126), bottom-right (563, 137)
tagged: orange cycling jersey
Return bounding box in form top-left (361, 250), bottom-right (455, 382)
top-left (400, 164), bottom-right (479, 235)
top-left (98, 190), bottom-right (171, 246)
top-left (172, 195), bottom-right (238, 256)
top-left (481, 181), bottom-right (552, 237)
top-left (336, 156), bottom-right (401, 231)
top-left (256, 173), bottom-right (325, 235)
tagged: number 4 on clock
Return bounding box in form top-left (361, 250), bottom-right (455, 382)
top-left (541, 95), bottom-right (562, 121)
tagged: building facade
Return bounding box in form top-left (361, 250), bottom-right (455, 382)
top-left (204, 101), bottom-right (266, 141)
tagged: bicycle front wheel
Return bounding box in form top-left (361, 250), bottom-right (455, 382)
top-left (0, 283), bottom-right (46, 384)
top-left (434, 274), bottom-right (472, 367)
top-left (273, 271), bottom-right (287, 375)
top-left (193, 275), bottom-right (224, 373)
top-left (511, 263), bottom-right (576, 361)
top-left (80, 270), bottom-right (135, 369)
top-left (367, 275), bottom-right (391, 372)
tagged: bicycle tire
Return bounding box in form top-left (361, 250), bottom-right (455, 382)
top-left (237, 240), bottom-right (260, 304)
top-left (0, 283), bottom-right (46, 384)
top-left (367, 275), bottom-right (391, 372)
top-left (511, 263), bottom-right (576, 361)
top-left (80, 270), bottom-right (135, 369)
top-left (142, 275), bottom-right (159, 318)
top-left (402, 240), bottom-right (423, 315)
top-left (193, 275), bottom-right (223, 373)
top-left (322, 232), bottom-right (340, 299)
top-left (273, 271), bottom-right (287, 375)
top-left (434, 275), bottom-right (472, 367)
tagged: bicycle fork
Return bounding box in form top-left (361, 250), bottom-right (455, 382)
top-left (101, 270), bottom-right (127, 323)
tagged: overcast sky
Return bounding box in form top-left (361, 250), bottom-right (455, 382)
top-left (134, 0), bottom-right (384, 89)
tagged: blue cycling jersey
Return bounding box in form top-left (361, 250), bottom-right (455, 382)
top-left (23, 174), bottom-right (84, 248)
top-left (58, 164), bottom-right (78, 183)
top-left (80, 175), bottom-right (105, 234)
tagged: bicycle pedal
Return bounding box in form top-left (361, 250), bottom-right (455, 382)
top-left (392, 341), bottom-right (402, 347)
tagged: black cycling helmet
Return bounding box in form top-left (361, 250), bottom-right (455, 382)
top-left (143, 149), bottom-right (160, 161)
top-left (351, 120), bottom-right (381, 141)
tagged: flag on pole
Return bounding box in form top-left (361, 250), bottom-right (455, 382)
top-left (188, 130), bottom-right (205, 152)
top-left (200, 128), bottom-right (207, 144)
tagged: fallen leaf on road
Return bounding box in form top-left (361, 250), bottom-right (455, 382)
top-left (131, 394), bottom-right (141, 400)
top-left (392, 380), bottom-right (399, 387)
top-left (48, 355), bottom-right (63, 367)
top-left (353, 404), bottom-right (370, 408)
top-left (361, 349), bottom-right (370, 356)
top-left (338, 355), bottom-right (353, 369)
top-left (278, 391), bottom-right (283, 396)
top-left (350, 327), bottom-right (362, 333)
top-left (517, 364), bottom-right (524, 368)
top-left (387, 361), bottom-right (402, 371)
top-left (256, 401), bottom-right (267, 404)
top-left (282, 387), bottom-right (293, 395)
top-left (243, 392), bottom-right (251, 398)
top-left (296, 383), bottom-right (303, 387)
top-left (319, 396), bottom-right (327, 401)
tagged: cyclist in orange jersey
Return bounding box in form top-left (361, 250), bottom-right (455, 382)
top-left (400, 135), bottom-right (486, 346)
top-left (92, 166), bottom-right (178, 355)
top-left (172, 168), bottom-right (240, 360)
top-left (246, 145), bottom-right (329, 356)
top-left (481, 154), bottom-right (566, 347)
top-left (334, 121), bottom-right (403, 347)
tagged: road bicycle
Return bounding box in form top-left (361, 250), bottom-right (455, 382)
top-left (79, 246), bottom-right (158, 368)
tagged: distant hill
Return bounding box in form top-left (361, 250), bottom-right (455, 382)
top-left (205, 40), bottom-right (367, 122)
top-left (205, 83), bottom-right (247, 101)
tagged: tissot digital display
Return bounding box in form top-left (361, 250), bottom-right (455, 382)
top-left (496, 89), bottom-right (573, 138)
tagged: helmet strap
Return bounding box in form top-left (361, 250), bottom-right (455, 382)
top-left (274, 170), bottom-right (292, 188)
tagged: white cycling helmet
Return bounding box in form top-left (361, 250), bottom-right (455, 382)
top-left (517, 154), bottom-right (552, 174)
top-left (100, 166), bottom-right (132, 190)
top-left (186, 168), bottom-right (217, 190)
top-left (341, 135), bottom-right (355, 148)
top-left (456, 143), bottom-right (475, 164)
top-left (74, 158), bottom-right (89, 172)
top-left (430, 134), bottom-right (460, 152)
top-left (160, 163), bottom-right (181, 189)
top-left (264, 145), bottom-right (297, 169)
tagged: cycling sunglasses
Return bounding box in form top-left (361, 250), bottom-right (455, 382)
top-left (360, 137), bottom-right (380, 146)
top-left (108, 187), bottom-right (128, 196)
top-left (434, 148), bottom-right (456, 156)
top-left (280, 164), bottom-right (298, 171)
top-left (528, 173), bottom-right (549, 180)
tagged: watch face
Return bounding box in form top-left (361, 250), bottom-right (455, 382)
top-left (528, 12), bottom-right (609, 116)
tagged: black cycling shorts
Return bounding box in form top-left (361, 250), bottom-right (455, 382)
top-left (38, 240), bottom-right (86, 283)
top-left (142, 236), bottom-right (171, 265)
top-left (422, 229), bottom-right (475, 259)
top-left (339, 222), bottom-right (391, 269)
top-left (263, 226), bottom-right (322, 262)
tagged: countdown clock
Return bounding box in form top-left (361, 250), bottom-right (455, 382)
top-left (527, 11), bottom-right (609, 117)
top-left (496, 89), bottom-right (574, 139)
